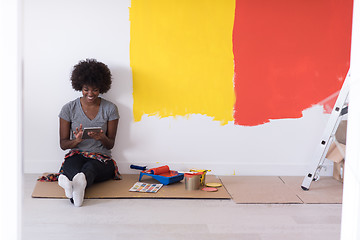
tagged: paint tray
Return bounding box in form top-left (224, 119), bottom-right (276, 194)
top-left (138, 165), bottom-right (184, 185)
top-left (139, 171), bottom-right (184, 185)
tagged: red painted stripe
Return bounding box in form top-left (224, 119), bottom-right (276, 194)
top-left (233, 0), bottom-right (352, 126)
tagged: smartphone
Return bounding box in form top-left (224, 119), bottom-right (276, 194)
top-left (82, 127), bottom-right (102, 139)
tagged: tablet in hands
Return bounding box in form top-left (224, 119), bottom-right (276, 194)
top-left (82, 127), bottom-right (102, 139)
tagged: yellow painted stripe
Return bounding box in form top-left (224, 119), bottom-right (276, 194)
top-left (130, 0), bottom-right (235, 125)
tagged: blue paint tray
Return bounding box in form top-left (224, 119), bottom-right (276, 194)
top-left (139, 171), bottom-right (184, 185)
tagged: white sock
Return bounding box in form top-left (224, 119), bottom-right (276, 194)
top-left (72, 172), bottom-right (87, 207)
top-left (58, 174), bottom-right (73, 199)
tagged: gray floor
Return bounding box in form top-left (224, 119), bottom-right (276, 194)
top-left (22, 174), bottom-right (342, 240)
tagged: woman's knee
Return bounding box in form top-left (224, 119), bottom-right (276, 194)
top-left (61, 155), bottom-right (85, 180)
top-left (83, 160), bottom-right (114, 183)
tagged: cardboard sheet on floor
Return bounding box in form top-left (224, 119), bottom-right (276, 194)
top-left (280, 176), bottom-right (343, 204)
top-left (31, 174), bottom-right (231, 199)
top-left (219, 176), bottom-right (302, 204)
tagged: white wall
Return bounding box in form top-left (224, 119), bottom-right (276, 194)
top-left (23, 0), bottom-right (334, 176)
top-left (0, 0), bottom-right (22, 238)
top-left (341, 0), bottom-right (360, 238)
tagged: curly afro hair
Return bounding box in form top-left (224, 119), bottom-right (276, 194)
top-left (71, 59), bottom-right (112, 94)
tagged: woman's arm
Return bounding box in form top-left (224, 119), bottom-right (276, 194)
top-left (59, 118), bottom-right (83, 150)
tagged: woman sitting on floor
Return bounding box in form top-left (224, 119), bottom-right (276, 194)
top-left (58, 59), bottom-right (121, 207)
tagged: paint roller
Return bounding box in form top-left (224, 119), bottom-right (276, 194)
top-left (148, 165), bottom-right (170, 175)
top-left (130, 165), bottom-right (170, 175)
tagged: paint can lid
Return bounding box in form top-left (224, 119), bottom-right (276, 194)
top-left (201, 187), bottom-right (218, 192)
top-left (205, 183), bottom-right (222, 188)
top-left (184, 172), bottom-right (203, 178)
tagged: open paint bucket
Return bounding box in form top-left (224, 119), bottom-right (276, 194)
top-left (184, 172), bottom-right (202, 190)
top-left (190, 169), bottom-right (210, 186)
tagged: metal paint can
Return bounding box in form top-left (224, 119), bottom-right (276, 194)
top-left (190, 169), bottom-right (211, 186)
top-left (184, 172), bottom-right (202, 190)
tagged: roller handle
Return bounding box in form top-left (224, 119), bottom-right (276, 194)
top-left (130, 164), bottom-right (147, 171)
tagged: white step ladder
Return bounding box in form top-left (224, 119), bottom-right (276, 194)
top-left (301, 70), bottom-right (350, 191)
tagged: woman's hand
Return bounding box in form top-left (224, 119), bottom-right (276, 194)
top-left (87, 129), bottom-right (105, 141)
top-left (73, 124), bottom-right (84, 140)
top-left (87, 119), bottom-right (119, 150)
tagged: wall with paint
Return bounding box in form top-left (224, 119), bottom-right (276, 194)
top-left (23, 0), bottom-right (353, 176)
